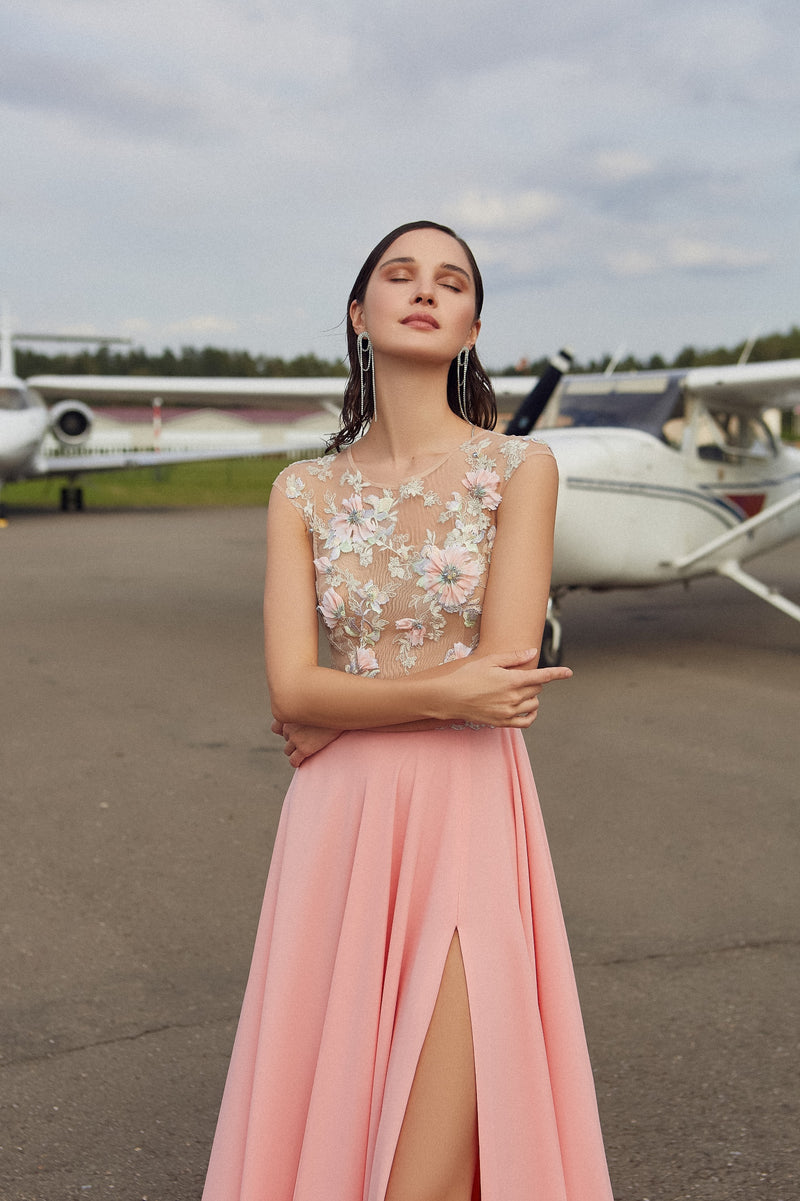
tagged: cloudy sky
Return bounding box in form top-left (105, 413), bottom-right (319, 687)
top-left (2, 0), bottom-right (798, 370)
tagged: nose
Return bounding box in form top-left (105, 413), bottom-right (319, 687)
top-left (413, 290), bottom-right (435, 306)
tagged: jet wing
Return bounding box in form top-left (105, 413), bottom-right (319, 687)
top-left (29, 373), bottom-right (536, 410)
top-left (683, 360), bottom-right (800, 412)
top-left (33, 419), bottom-right (332, 477)
top-left (34, 439), bottom-right (326, 476)
top-left (28, 375), bottom-right (347, 410)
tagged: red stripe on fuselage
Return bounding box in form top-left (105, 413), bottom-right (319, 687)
top-left (724, 493), bottom-right (766, 518)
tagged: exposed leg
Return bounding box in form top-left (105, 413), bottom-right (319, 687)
top-left (385, 931), bottom-right (479, 1201)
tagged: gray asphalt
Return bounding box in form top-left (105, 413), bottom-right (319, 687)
top-left (2, 505), bottom-right (798, 1201)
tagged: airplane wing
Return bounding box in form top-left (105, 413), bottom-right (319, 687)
top-left (28, 375), bottom-right (347, 410)
top-left (29, 373), bottom-right (536, 410)
top-left (35, 434), bottom-right (330, 477)
top-left (683, 359), bottom-right (800, 412)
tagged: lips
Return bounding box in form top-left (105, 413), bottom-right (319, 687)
top-left (401, 313), bottom-right (440, 329)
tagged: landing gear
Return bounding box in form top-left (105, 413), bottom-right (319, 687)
top-left (60, 484), bottom-right (84, 512)
top-left (538, 597), bottom-right (563, 668)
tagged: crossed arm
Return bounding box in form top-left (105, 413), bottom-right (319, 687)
top-left (265, 450), bottom-right (571, 766)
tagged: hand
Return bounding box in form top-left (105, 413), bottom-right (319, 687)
top-left (270, 718), bottom-right (342, 768)
top-left (446, 648), bottom-right (572, 728)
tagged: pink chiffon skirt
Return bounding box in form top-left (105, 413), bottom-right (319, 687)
top-left (202, 727), bottom-right (613, 1201)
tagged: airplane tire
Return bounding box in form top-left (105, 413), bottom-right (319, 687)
top-left (538, 619), bottom-right (563, 668)
top-left (60, 485), bottom-right (85, 512)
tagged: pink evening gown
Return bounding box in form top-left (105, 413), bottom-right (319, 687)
top-left (202, 428), bottom-right (613, 1201)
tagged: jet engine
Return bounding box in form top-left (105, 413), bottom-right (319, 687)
top-left (49, 399), bottom-right (94, 445)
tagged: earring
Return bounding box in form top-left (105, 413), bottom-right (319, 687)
top-left (357, 331), bottom-right (376, 423)
top-left (457, 346), bottom-right (470, 421)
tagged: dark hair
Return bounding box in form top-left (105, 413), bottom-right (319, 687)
top-left (327, 220), bottom-right (497, 453)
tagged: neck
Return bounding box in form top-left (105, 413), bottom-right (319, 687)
top-left (357, 353), bottom-right (468, 465)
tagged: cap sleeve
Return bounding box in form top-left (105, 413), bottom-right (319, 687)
top-left (272, 460), bottom-right (320, 526)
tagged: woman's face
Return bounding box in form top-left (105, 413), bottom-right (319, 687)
top-left (350, 227), bottom-right (480, 365)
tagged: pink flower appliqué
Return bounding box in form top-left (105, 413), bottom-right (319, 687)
top-left (417, 545), bottom-right (481, 612)
top-left (313, 555), bottom-right (335, 580)
top-left (463, 469), bottom-right (502, 510)
top-left (445, 642), bottom-right (473, 660)
top-left (319, 588), bottom-right (346, 629)
top-left (395, 617), bottom-right (426, 647)
top-left (330, 495), bottom-right (378, 543)
top-left (346, 647), bottom-right (380, 676)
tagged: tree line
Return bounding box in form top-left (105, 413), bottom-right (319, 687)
top-left (16, 325), bottom-right (800, 379)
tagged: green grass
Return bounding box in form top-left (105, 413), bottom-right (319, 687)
top-left (3, 455), bottom-right (299, 510)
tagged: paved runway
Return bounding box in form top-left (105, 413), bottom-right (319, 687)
top-left (2, 506), bottom-right (798, 1200)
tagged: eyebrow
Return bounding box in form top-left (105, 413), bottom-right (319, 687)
top-left (379, 256), bottom-right (472, 282)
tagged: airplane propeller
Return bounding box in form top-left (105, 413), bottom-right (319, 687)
top-left (504, 348), bottom-right (574, 436)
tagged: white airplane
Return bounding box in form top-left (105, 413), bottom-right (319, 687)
top-left (513, 356), bottom-right (800, 663)
top-left (0, 321), bottom-right (350, 514)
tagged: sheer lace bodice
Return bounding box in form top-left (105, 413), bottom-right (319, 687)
top-left (273, 428), bottom-right (553, 680)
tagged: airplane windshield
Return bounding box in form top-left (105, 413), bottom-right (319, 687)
top-left (552, 372), bottom-right (684, 440)
top-left (0, 386), bottom-right (31, 411)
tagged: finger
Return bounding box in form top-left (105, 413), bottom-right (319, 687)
top-left (515, 665), bottom-right (573, 687)
top-left (538, 665), bottom-right (573, 683)
top-left (270, 718), bottom-right (284, 735)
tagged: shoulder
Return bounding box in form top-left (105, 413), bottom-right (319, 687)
top-left (273, 453), bottom-right (335, 494)
top-left (466, 427), bottom-right (555, 483)
top-left (271, 452), bottom-right (343, 509)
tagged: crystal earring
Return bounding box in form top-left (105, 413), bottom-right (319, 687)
top-left (457, 346), bottom-right (470, 421)
top-left (357, 331), bottom-right (376, 423)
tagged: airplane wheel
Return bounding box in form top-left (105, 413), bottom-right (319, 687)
top-left (60, 485), bottom-right (85, 512)
top-left (538, 618), bottom-right (563, 668)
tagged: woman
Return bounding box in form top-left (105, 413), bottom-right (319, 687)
top-left (202, 221), bottom-right (613, 1200)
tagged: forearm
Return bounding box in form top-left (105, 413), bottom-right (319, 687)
top-left (268, 659), bottom-right (464, 729)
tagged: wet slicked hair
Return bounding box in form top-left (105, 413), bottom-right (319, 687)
top-left (327, 220), bottom-right (497, 453)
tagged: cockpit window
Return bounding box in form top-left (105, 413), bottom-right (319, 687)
top-left (695, 409), bottom-right (777, 461)
top-left (0, 386), bottom-right (29, 411)
top-left (548, 372), bottom-right (685, 441)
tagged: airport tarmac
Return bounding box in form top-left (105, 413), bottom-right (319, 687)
top-left (2, 505), bottom-right (798, 1201)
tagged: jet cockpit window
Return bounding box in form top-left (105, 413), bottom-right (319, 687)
top-left (0, 386), bottom-right (29, 411)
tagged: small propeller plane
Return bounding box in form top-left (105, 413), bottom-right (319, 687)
top-left (512, 354), bottom-right (800, 663)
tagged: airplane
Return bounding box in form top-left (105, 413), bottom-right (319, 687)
top-left (522, 356), bottom-right (800, 663)
top-left (0, 320), bottom-right (342, 515)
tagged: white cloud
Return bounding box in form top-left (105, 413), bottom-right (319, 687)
top-left (605, 249), bottom-right (659, 277)
top-left (667, 238), bottom-right (772, 271)
top-left (592, 150), bottom-right (656, 185)
top-left (447, 191), bottom-right (561, 234)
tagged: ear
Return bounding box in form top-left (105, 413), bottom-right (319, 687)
top-left (349, 299), bottom-right (365, 335)
top-left (466, 319), bottom-right (481, 350)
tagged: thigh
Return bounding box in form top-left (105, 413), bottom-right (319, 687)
top-left (385, 932), bottom-right (479, 1201)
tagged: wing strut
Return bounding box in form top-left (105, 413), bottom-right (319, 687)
top-left (662, 491), bottom-right (800, 624)
top-left (668, 491), bottom-right (800, 571)
top-left (715, 559), bottom-right (800, 623)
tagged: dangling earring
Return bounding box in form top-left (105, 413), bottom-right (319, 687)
top-left (457, 346), bottom-right (470, 421)
top-left (357, 331), bottom-right (376, 423)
